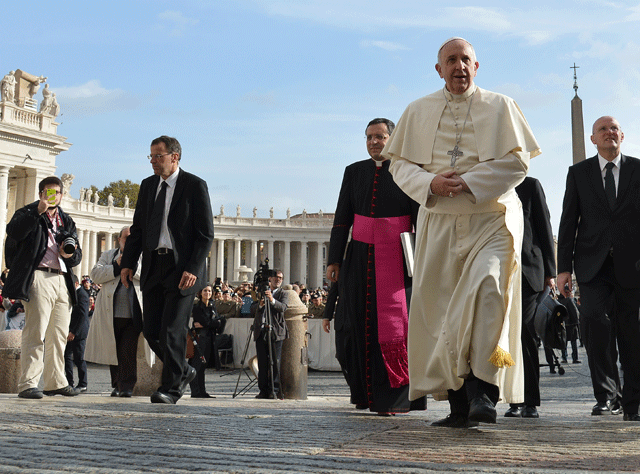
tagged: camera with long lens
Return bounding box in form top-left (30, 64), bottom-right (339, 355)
top-left (55, 231), bottom-right (77, 255)
top-left (253, 258), bottom-right (275, 298)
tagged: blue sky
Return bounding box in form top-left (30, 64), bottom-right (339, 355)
top-left (3, 1), bottom-right (640, 231)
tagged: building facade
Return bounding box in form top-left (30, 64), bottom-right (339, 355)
top-left (0, 69), bottom-right (332, 289)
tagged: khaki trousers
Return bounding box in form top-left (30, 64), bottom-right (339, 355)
top-left (18, 270), bottom-right (72, 392)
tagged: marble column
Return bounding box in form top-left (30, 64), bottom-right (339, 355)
top-left (81, 229), bottom-right (90, 277)
top-left (283, 240), bottom-right (291, 284)
top-left (208, 240), bottom-right (217, 283)
top-left (216, 238), bottom-right (225, 282)
top-left (317, 243), bottom-right (326, 288)
top-left (299, 241), bottom-right (307, 285)
top-left (266, 240), bottom-right (274, 263)
top-left (308, 242), bottom-right (317, 288)
top-left (250, 240), bottom-right (258, 278)
top-left (0, 166), bottom-right (11, 267)
top-left (233, 238), bottom-right (241, 282)
top-left (24, 169), bottom-right (41, 206)
top-left (89, 231), bottom-right (97, 275)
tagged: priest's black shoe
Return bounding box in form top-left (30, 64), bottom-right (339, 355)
top-left (522, 406), bottom-right (539, 418)
top-left (119, 390), bottom-right (133, 398)
top-left (179, 366), bottom-right (197, 396)
top-left (504, 405), bottom-right (522, 417)
top-left (623, 413), bottom-right (640, 421)
top-left (191, 392), bottom-right (214, 399)
top-left (468, 394), bottom-right (497, 424)
top-left (150, 391), bottom-right (176, 404)
top-left (111, 388), bottom-right (120, 397)
top-left (255, 392), bottom-right (273, 399)
top-left (591, 400), bottom-right (622, 416)
top-left (431, 413), bottom-right (478, 428)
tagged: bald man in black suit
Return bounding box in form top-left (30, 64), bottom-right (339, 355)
top-left (557, 116), bottom-right (640, 421)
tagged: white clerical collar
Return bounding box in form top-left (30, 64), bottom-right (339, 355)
top-left (598, 154), bottom-right (621, 171)
top-left (443, 84), bottom-right (477, 102)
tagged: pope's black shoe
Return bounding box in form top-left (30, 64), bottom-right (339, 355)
top-left (431, 413), bottom-right (478, 428)
top-left (468, 394), bottom-right (497, 424)
top-left (591, 400), bottom-right (622, 416)
top-left (504, 405), bottom-right (523, 417)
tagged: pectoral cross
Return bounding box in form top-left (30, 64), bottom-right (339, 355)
top-left (447, 145), bottom-right (463, 167)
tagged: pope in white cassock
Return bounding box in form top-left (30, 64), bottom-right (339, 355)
top-left (383, 37), bottom-right (541, 428)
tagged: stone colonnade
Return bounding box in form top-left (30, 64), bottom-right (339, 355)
top-left (208, 237), bottom-right (328, 289)
top-left (66, 204), bottom-right (334, 288)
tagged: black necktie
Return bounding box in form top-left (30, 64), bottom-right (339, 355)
top-left (147, 181), bottom-right (168, 249)
top-left (604, 162), bottom-right (616, 210)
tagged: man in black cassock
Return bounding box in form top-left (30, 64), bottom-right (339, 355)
top-left (324, 118), bottom-right (426, 414)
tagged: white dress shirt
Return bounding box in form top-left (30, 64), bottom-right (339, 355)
top-left (154, 166), bottom-right (180, 250)
top-left (598, 154), bottom-right (621, 197)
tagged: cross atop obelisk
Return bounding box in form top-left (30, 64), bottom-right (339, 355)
top-left (571, 63), bottom-right (586, 164)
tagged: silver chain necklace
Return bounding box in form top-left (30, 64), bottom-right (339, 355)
top-left (443, 88), bottom-right (475, 167)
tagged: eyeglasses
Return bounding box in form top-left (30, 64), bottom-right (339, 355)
top-left (366, 134), bottom-right (389, 142)
top-left (147, 153), bottom-right (172, 160)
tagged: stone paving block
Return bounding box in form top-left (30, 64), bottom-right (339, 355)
top-left (0, 348), bottom-right (639, 473)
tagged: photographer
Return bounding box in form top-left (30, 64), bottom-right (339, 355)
top-left (251, 268), bottom-right (287, 399)
top-left (3, 176), bottom-right (82, 399)
top-left (189, 284), bottom-right (225, 398)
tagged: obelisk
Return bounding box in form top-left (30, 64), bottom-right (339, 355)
top-left (571, 63), bottom-right (586, 164)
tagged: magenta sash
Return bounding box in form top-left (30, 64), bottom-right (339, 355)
top-left (352, 213), bottom-right (411, 388)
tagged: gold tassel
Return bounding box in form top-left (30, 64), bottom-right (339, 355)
top-left (489, 345), bottom-right (515, 368)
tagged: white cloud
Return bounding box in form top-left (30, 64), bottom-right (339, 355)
top-left (360, 40), bottom-right (409, 51)
top-left (156, 10), bottom-right (199, 37)
top-left (54, 80), bottom-right (113, 99)
top-left (53, 80), bottom-right (150, 116)
top-left (444, 7), bottom-right (512, 32)
top-left (243, 1), bottom-right (636, 47)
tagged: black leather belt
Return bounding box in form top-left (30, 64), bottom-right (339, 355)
top-left (37, 267), bottom-right (65, 275)
top-left (155, 248), bottom-right (173, 255)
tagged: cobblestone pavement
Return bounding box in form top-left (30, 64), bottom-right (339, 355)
top-left (1, 347), bottom-right (639, 473)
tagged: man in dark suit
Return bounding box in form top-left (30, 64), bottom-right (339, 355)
top-left (121, 135), bottom-right (214, 404)
top-left (506, 177), bottom-right (556, 419)
top-left (558, 116), bottom-right (640, 421)
top-left (65, 279), bottom-right (91, 392)
top-left (251, 269), bottom-right (287, 399)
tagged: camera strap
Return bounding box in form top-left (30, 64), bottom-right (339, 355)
top-left (45, 208), bottom-right (63, 230)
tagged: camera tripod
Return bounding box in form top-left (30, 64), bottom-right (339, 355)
top-left (231, 291), bottom-right (278, 398)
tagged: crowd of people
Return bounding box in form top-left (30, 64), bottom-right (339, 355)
top-left (2, 36), bottom-right (638, 425)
